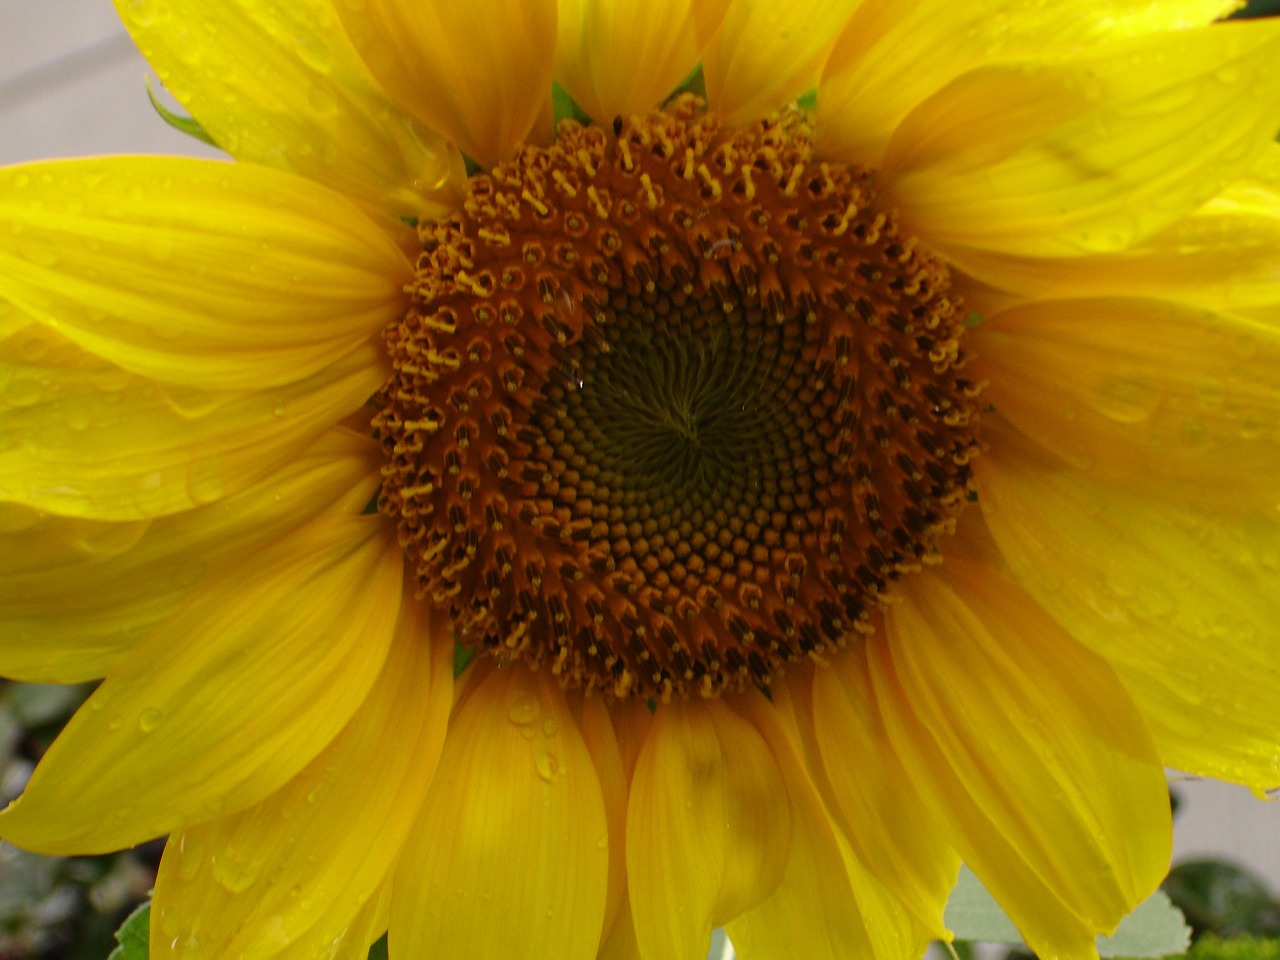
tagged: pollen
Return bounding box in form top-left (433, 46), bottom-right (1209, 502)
top-left (375, 95), bottom-right (981, 700)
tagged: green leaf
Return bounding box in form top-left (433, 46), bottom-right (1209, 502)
top-left (1101, 891), bottom-right (1192, 959)
top-left (1190, 935), bottom-right (1280, 960)
top-left (1165, 860), bottom-right (1280, 938)
top-left (145, 79), bottom-right (218, 148)
top-left (945, 866), bottom-right (1191, 957)
top-left (945, 866), bottom-right (1021, 943)
top-left (107, 902), bottom-right (151, 960)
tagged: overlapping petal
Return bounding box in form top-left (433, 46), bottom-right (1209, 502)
top-left (810, 650), bottom-right (958, 936)
top-left (150, 597), bottom-right (452, 960)
top-left (940, 175), bottom-right (1280, 308)
top-left (0, 157), bottom-right (409, 392)
top-left (979, 422), bottom-right (1280, 789)
top-left (700, 0), bottom-right (857, 125)
top-left (724, 691), bottom-right (877, 960)
top-left (0, 328), bottom-right (382, 520)
top-left (333, 0), bottom-right (557, 168)
top-left (390, 662), bottom-right (608, 960)
top-left (627, 698), bottom-right (790, 960)
top-left (873, 567), bottom-right (1170, 959)
top-left (556, 0), bottom-right (712, 122)
top-left (974, 297), bottom-right (1280, 506)
top-left (0, 514), bottom-right (403, 856)
top-left (0, 425), bottom-right (379, 682)
top-left (817, 0), bottom-right (1238, 166)
top-left (882, 20), bottom-right (1280, 258)
top-left (113, 0), bottom-right (459, 219)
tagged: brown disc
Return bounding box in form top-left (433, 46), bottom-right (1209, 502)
top-left (375, 95), bottom-right (981, 700)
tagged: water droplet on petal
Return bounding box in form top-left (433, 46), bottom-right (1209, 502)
top-left (212, 853), bottom-right (259, 893)
top-left (534, 745), bottom-right (559, 781)
top-left (507, 693), bottom-right (538, 726)
top-left (139, 707), bottom-right (164, 732)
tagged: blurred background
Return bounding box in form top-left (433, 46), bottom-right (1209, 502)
top-left (3, 0), bottom-right (1280, 957)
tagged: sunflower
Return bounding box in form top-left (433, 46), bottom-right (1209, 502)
top-left (3, 1), bottom-right (1280, 959)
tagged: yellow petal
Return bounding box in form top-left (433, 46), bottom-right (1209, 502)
top-left (872, 566), bottom-right (1170, 959)
top-left (766, 671), bottom-right (939, 960)
top-left (556, 0), bottom-right (708, 121)
top-left (237, 882), bottom-right (390, 960)
top-left (597, 898), bottom-right (644, 960)
top-left (817, 0), bottom-right (1238, 167)
top-left (574, 693), bottom-right (629, 949)
top-left (627, 697), bottom-right (790, 960)
top-left (0, 304), bottom-right (32, 339)
top-left (151, 597), bottom-right (452, 960)
top-left (0, 157), bottom-right (409, 392)
top-left (333, 0), bottom-right (557, 169)
top-left (978, 426), bottom-right (1280, 789)
top-left (702, 0), bottom-right (857, 125)
top-left (724, 691), bottom-right (877, 960)
top-left (390, 662), bottom-right (608, 960)
top-left (0, 329), bottom-right (382, 520)
top-left (0, 514), bottom-right (402, 856)
top-left (810, 649), bottom-right (958, 936)
top-left (113, 0), bottom-right (459, 220)
top-left (0, 425), bottom-right (379, 683)
top-left (974, 297), bottom-right (1280, 506)
top-left (882, 19), bottom-right (1280, 257)
top-left (941, 175), bottom-right (1280, 307)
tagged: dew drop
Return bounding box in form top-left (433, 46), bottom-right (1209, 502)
top-left (307, 84), bottom-right (338, 116)
top-left (534, 745), bottom-right (559, 781)
top-left (212, 853), bottom-right (259, 893)
top-left (186, 461), bottom-right (227, 505)
top-left (1088, 376), bottom-right (1162, 424)
top-left (507, 693), bottom-right (538, 726)
top-left (139, 706), bottom-right (164, 732)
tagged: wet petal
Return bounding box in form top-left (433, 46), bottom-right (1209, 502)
top-left (575, 693), bottom-right (629, 948)
top-left (724, 691), bottom-right (877, 960)
top-left (0, 425), bottom-right (379, 682)
top-left (0, 329), bottom-right (382, 520)
top-left (940, 177), bottom-right (1280, 309)
top-left (882, 20), bottom-right (1280, 257)
top-left (556, 0), bottom-right (708, 121)
top-left (113, 0), bottom-right (458, 219)
top-left (978, 424), bottom-right (1280, 789)
top-left (0, 157), bottom-right (408, 392)
top-left (973, 297), bottom-right (1280, 506)
top-left (334, 0), bottom-right (558, 168)
top-left (0, 514), bottom-right (403, 856)
top-left (817, 0), bottom-right (1237, 167)
top-left (872, 566), bottom-right (1170, 959)
top-left (151, 597), bottom-right (452, 960)
top-left (810, 648), bottom-right (958, 936)
top-left (702, 0), bottom-right (857, 124)
top-left (627, 697), bottom-right (790, 960)
top-left (390, 663), bottom-right (608, 960)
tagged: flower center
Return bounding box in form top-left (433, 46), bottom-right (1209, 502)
top-left (375, 96), bottom-right (980, 700)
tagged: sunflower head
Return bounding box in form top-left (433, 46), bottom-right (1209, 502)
top-left (375, 94), bottom-right (981, 699)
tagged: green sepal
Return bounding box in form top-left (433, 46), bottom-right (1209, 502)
top-left (671, 63), bottom-right (706, 101)
top-left (145, 79), bottom-right (218, 148)
top-left (553, 81), bottom-right (593, 128)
